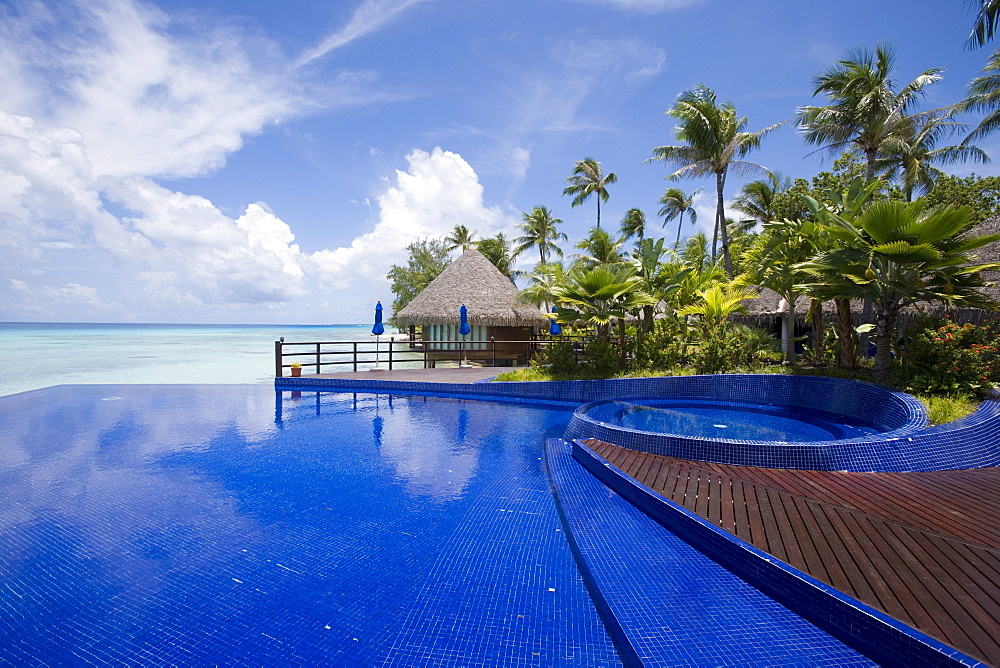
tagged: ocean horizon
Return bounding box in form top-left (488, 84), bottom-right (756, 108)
top-left (0, 322), bottom-right (404, 397)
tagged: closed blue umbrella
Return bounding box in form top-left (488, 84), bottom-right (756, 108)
top-left (372, 301), bottom-right (385, 336)
top-left (549, 306), bottom-right (562, 336)
top-left (459, 305), bottom-right (471, 367)
top-left (372, 301), bottom-right (385, 370)
top-left (459, 304), bottom-right (471, 336)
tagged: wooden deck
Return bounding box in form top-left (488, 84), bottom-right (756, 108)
top-left (584, 439), bottom-right (1000, 666)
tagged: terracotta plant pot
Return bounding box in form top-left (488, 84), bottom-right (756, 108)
top-left (291, 367), bottom-right (302, 377)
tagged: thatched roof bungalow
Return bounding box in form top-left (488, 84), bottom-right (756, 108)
top-left (396, 247), bottom-right (548, 364)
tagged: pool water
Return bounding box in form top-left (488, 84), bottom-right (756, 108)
top-left (0, 385), bottom-right (615, 666)
top-left (0, 384), bottom-right (876, 665)
top-left (612, 399), bottom-right (881, 441)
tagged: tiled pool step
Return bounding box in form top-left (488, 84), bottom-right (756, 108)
top-left (544, 437), bottom-right (876, 666)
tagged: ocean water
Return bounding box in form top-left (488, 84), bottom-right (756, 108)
top-left (0, 323), bottom-right (403, 397)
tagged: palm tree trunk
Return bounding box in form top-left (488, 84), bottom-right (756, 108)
top-left (716, 171), bottom-right (732, 277)
top-left (782, 293), bottom-right (796, 364)
top-left (809, 298), bottom-right (825, 366)
top-left (675, 211), bottom-right (685, 249)
top-left (873, 304), bottom-right (897, 377)
top-left (596, 199), bottom-right (601, 229)
top-left (619, 317), bottom-right (627, 368)
top-left (865, 148), bottom-right (878, 184)
top-left (836, 298), bottom-right (856, 369)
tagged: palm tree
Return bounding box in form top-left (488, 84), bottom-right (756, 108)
top-left (651, 85), bottom-right (781, 277)
top-left (520, 262), bottom-right (567, 309)
top-left (444, 224), bottom-right (477, 252)
top-left (572, 227), bottom-right (628, 270)
top-left (619, 208), bottom-right (647, 244)
top-left (732, 172), bottom-right (790, 225)
top-left (476, 233), bottom-right (517, 282)
top-left (877, 111), bottom-right (989, 201)
top-left (513, 206), bottom-right (567, 266)
top-left (658, 187), bottom-right (701, 250)
top-left (737, 217), bottom-right (824, 363)
top-left (551, 265), bottom-right (655, 340)
top-left (799, 198), bottom-right (1000, 376)
top-left (630, 237), bottom-right (689, 341)
top-left (678, 283), bottom-right (758, 326)
top-left (963, 49), bottom-right (1000, 143)
top-left (796, 44), bottom-right (943, 183)
top-left (563, 158), bottom-right (617, 229)
top-left (967, 0), bottom-right (1000, 48)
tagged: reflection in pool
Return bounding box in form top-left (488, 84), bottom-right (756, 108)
top-left (0, 385), bottom-right (616, 666)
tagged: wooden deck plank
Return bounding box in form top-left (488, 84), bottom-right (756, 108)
top-left (820, 503), bottom-right (908, 619)
top-left (787, 495), bottom-right (834, 585)
top-left (730, 478), bottom-right (751, 543)
top-left (908, 535), bottom-right (1000, 660)
top-left (694, 470), bottom-right (711, 519)
top-left (880, 522), bottom-right (996, 659)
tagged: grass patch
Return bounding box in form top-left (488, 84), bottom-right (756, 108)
top-left (916, 393), bottom-right (979, 425)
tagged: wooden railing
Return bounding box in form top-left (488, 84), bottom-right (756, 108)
top-left (274, 337), bottom-right (577, 377)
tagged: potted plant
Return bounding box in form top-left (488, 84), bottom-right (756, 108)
top-left (290, 362), bottom-right (302, 377)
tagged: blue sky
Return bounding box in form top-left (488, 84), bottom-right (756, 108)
top-left (2, 0), bottom-right (997, 324)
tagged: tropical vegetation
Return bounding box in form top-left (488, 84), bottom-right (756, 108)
top-left (387, 10), bottom-right (1000, 409)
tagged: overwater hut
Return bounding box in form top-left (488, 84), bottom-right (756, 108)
top-left (395, 247), bottom-right (549, 366)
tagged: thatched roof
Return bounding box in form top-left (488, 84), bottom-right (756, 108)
top-left (396, 248), bottom-right (548, 327)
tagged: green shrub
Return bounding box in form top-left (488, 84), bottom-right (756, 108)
top-left (584, 337), bottom-right (624, 377)
top-left (898, 315), bottom-right (1000, 394)
top-left (919, 392), bottom-right (978, 425)
top-left (535, 340), bottom-right (579, 375)
top-left (689, 323), bottom-right (780, 374)
top-left (634, 318), bottom-right (686, 371)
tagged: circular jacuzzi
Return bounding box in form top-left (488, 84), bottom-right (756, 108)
top-left (591, 397), bottom-right (883, 442)
top-left (561, 375), bottom-right (929, 471)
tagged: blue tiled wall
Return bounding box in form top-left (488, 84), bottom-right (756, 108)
top-left (279, 374), bottom-right (1000, 472)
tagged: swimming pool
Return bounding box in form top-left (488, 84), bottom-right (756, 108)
top-left (0, 384), bottom-right (879, 665)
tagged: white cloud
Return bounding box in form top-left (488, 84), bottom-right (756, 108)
top-left (10, 279), bottom-right (117, 317)
top-left (297, 0), bottom-right (431, 67)
top-left (507, 37), bottom-right (666, 139)
top-left (565, 0), bottom-right (702, 12)
top-left (311, 147), bottom-right (510, 283)
top-left (0, 0), bottom-right (299, 179)
top-left (102, 177), bottom-right (308, 305)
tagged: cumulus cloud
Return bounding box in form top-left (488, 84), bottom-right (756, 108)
top-left (102, 178), bottom-right (307, 304)
top-left (311, 147), bottom-right (510, 283)
top-left (0, 1), bottom-right (507, 322)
